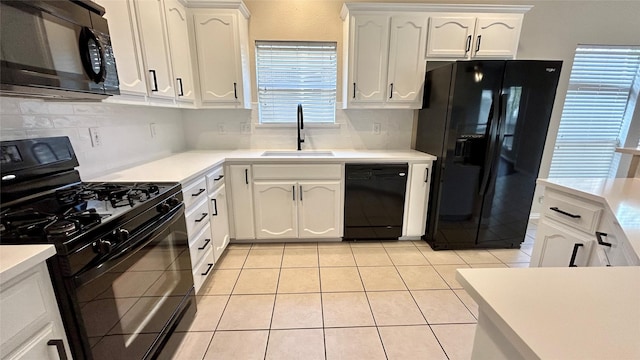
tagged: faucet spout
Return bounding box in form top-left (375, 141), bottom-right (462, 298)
top-left (297, 104), bottom-right (304, 151)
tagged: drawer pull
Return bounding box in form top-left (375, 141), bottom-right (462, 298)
top-left (192, 188), bottom-right (206, 197)
top-left (568, 243), bottom-right (584, 267)
top-left (198, 238), bottom-right (211, 250)
top-left (596, 232), bottom-right (611, 247)
top-left (47, 339), bottom-right (68, 360)
top-left (195, 213), bottom-right (207, 222)
top-left (550, 207), bottom-right (581, 219)
top-left (214, 175), bottom-right (224, 181)
top-left (201, 263), bottom-right (214, 276)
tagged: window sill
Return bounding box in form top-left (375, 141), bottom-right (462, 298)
top-left (256, 123), bottom-right (341, 129)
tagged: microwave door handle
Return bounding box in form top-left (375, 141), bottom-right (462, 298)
top-left (79, 27), bottom-right (106, 83)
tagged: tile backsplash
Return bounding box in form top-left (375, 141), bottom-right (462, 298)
top-left (1, 97), bottom-right (415, 178)
top-left (0, 97), bottom-right (186, 179)
top-left (183, 103), bottom-right (415, 150)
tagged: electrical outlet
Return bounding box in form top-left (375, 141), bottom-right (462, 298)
top-left (241, 122), bottom-right (251, 134)
top-left (373, 123), bottom-right (381, 135)
top-left (218, 124), bottom-right (226, 135)
top-left (89, 127), bottom-right (101, 147)
top-left (149, 123), bottom-right (157, 138)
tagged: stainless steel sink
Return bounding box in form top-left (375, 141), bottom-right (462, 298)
top-left (261, 150), bottom-right (334, 157)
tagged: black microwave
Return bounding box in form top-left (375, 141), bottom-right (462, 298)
top-left (0, 0), bottom-right (119, 100)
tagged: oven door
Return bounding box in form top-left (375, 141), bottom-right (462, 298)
top-left (73, 205), bottom-right (194, 360)
top-left (0, 1), bottom-right (118, 99)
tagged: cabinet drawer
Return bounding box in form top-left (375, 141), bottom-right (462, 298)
top-left (185, 199), bottom-right (210, 237)
top-left (189, 223), bottom-right (213, 267)
top-left (192, 247), bottom-right (215, 294)
top-left (544, 190), bottom-right (602, 234)
top-left (253, 164), bottom-right (341, 180)
top-left (182, 177), bottom-right (208, 209)
top-left (206, 166), bottom-right (225, 193)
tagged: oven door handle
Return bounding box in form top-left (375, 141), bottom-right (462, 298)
top-left (73, 204), bottom-right (185, 287)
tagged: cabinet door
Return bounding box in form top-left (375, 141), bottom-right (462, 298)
top-left (298, 181), bottom-right (342, 238)
top-left (426, 16), bottom-right (475, 58)
top-left (348, 15), bottom-right (390, 104)
top-left (590, 216), bottom-right (640, 266)
top-left (403, 163), bottom-right (431, 237)
top-left (96, 0), bottom-right (147, 96)
top-left (472, 16), bottom-right (522, 59)
top-left (386, 15), bottom-right (428, 107)
top-left (164, 0), bottom-right (195, 101)
top-left (531, 220), bottom-right (593, 267)
top-left (210, 184), bottom-right (230, 262)
top-left (228, 165), bottom-right (255, 239)
top-left (254, 182), bottom-right (298, 239)
top-left (193, 13), bottom-right (242, 104)
top-left (135, 0), bottom-right (175, 100)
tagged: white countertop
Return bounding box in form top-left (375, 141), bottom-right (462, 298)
top-left (0, 245), bottom-right (56, 284)
top-left (537, 177), bottom-right (640, 256)
top-left (457, 267), bottom-right (640, 360)
top-left (88, 149), bottom-right (436, 183)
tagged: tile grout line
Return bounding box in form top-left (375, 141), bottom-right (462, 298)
top-left (380, 243), bottom-right (451, 360)
top-left (262, 245), bottom-right (285, 360)
top-left (197, 248), bottom-right (250, 360)
top-left (350, 243), bottom-right (390, 360)
top-left (314, 243), bottom-right (327, 360)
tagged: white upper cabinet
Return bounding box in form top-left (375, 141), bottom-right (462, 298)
top-left (95, 0), bottom-right (147, 97)
top-left (349, 15), bottom-right (390, 104)
top-left (387, 15), bottom-right (428, 105)
top-left (426, 16), bottom-right (476, 58)
top-left (135, 0), bottom-right (176, 101)
top-left (472, 16), bottom-right (522, 58)
top-left (164, 0), bottom-right (195, 103)
top-left (426, 14), bottom-right (524, 60)
top-left (344, 13), bottom-right (426, 109)
top-left (191, 8), bottom-right (251, 108)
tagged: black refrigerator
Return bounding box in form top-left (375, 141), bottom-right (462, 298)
top-left (415, 60), bottom-right (562, 249)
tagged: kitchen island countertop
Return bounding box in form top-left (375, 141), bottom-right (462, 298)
top-left (457, 267), bottom-right (640, 360)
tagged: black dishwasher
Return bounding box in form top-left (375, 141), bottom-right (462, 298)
top-left (344, 163), bottom-right (408, 240)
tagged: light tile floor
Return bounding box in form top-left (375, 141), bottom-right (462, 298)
top-left (165, 224), bottom-right (536, 360)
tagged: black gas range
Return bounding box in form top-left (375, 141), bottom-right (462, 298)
top-left (0, 137), bottom-right (195, 360)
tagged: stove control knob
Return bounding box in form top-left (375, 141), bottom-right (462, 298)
top-left (167, 197), bottom-right (181, 207)
top-left (117, 229), bottom-right (130, 242)
top-left (157, 202), bottom-right (171, 214)
top-left (93, 239), bottom-right (113, 255)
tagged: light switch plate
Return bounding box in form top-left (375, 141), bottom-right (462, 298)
top-left (241, 122), bottom-right (251, 134)
top-left (373, 123), bottom-right (381, 134)
top-left (89, 127), bottom-right (101, 147)
top-left (149, 123), bottom-right (157, 138)
top-left (218, 124), bottom-right (226, 135)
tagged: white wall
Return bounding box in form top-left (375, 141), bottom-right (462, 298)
top-left (0, 97), bottom-right (186, 179)
top-left (183, 105), bottom-right (414, 150)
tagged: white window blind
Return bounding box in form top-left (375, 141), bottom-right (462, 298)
top-left (256, 41), bottom-right (337, 124)
top-left (549, 45), bottom-right (640, 178)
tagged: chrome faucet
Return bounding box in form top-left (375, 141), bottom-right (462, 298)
top-left (297, 103), bottom-right (305, 150)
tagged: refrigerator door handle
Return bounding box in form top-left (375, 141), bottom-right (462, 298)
top-left (480, 93), bottom-right (507, 196)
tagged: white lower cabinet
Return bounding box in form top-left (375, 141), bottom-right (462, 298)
top-left (298, 182), bottom-right (342, 238)
top-left (531, 219), bottom-right (593, 267)
top-left (250, 164), bottom-right (343, 240)
top-left (209, 184), bottom-right (230, 261)
top-left (228, 165), bottom-right (255, 239)
top-left (531, 186), bottom-right (639, 267)
top-left (253, 181), bottom-right (342, 240)
top-left (403, 162), bottom-right (432, 237)
top-left (1, 262), bottom-right (71, 360)
top-left (253, 182), bottom-right (298, 239)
